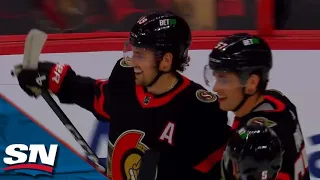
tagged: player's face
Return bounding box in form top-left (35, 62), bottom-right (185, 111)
top-left (212, 72), bottom-right (244, 111)
top-left (130, 47), bottom-right (158, 86)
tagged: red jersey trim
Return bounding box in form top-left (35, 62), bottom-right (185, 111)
top-left (231, 117), bottom-right (240, 130)
top-left (93, 80), bottom-right (110, 119)
top-left (135, 76), bottom-right (191, 108)
top-left (232, 95), bottom-right (286, 128)
top-left (276, 172), bottom-right (291, 180)
top-left (193, 145), bottom-right (226, 173)
top-left (263, 95), bottom-right (286, 112)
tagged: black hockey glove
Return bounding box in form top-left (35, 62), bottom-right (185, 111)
top-left (14, 62), bottom-right (71, 97)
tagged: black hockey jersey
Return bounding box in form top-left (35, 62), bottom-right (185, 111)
top-left (56, 58), bottom-right (230, 180)
top-left (221, 90), bottom-right (310, 180)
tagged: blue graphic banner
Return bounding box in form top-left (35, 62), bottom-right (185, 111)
top-left (308, 134), bottom-right (320, 178)
top-left (0, 95), bottom-right (108, 180)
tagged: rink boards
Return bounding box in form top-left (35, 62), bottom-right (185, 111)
top-left (0, 50), bottom-right (319, 179)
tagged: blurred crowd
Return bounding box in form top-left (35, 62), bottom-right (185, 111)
top-left (0, 0), bottom-right (318, 35)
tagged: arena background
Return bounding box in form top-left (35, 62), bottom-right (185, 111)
top-left (0, 0), bottom-right (319, 179)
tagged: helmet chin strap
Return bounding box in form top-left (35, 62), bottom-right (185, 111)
top-left (146, 54), bottom-right (177, 88)
top-left (231, 87), bottom-right (254, 112)
top-left (146, 70), bottom-right (165, 87)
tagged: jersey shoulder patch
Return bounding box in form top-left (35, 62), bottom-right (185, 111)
top-left (195, 89), bottom-right (217, 103)
top-left (120, 57), bottom-right (132, 68)
top-left (246, 116), bottom-right (278, 128)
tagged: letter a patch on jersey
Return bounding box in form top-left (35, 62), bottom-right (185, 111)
top-left (195, 89), bottom-right (217, 103)
top-left (159, 122), bottom-right (175, 146)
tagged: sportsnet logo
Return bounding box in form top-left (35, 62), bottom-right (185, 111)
top-left (2, 144), bottom-right (58, 175)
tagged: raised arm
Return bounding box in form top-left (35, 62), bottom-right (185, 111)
top-left (17, 61), bottom-right (111, 121)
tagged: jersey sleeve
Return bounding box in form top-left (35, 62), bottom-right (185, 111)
top-left (55, 68), bottom-right (111, 121)
top-left (275, 115), bottom-right (309, 180)
top-left (107, 58), bottom-right (135, 91)
top-left (56, 58), bottom-right (132, 122)
top-left (176, 89), bottom-right (230, 179)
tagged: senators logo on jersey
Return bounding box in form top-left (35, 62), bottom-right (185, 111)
top-left (247, 117), bottom-right (277, 128)
top-left (107, 130), bottom-right (149, 180)
top-left (195, 89), bottom-right (217, 103)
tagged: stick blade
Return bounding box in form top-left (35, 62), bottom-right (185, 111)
top-left (23, 29), bottom-right (48, 69)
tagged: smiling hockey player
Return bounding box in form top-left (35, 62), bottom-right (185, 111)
top-left (15, 11), bottom-right (230, 180)
top-left (204, 33), bottom-right (310, 180)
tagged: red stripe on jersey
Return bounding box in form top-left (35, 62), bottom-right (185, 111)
top-left (263, 95), bottom-right (286, 112)
top-left (93, 80), bottom-right (110, 119)
top-left (231, 117), bottom-right (240, 130)
top-left (276, 172), bottom-right (291, 180)
top-left (193, 145), bottom-right (226, 173)
top-left (135, 75), bottom-right (191, 108)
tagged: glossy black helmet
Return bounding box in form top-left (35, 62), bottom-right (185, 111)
top-left (226, 123), bottom-right (283, 180)
top-left (204, 33), bottom-right (273, 111)
top-left (129, 11), bottom-right (191, 72)
top-left (208, 33), bottom-right (272, 77)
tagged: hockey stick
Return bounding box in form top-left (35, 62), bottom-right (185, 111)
top-left (11, 29), bottom-right (106, 173)
top-left (41, 92), bottom-right (106, 172)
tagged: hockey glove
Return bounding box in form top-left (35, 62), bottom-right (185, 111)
top-left (14, 62), bottom-right (70, 97)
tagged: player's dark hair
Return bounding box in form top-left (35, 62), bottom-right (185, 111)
top-left (234, 68), bottom-right (269, 94)
top-left (249, 69), bottom-right (269, 93)
top-left (174, 56), bottom-right (190, 72)
top-left (162, 47), bottom-right (190, 72)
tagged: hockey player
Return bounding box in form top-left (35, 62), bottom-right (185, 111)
top-left (15, 11), bottom-right (230, 180)
top-left (223, 123), bottom-right (284, 180)
top-left (204, 33), bottom-right (310, 180)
